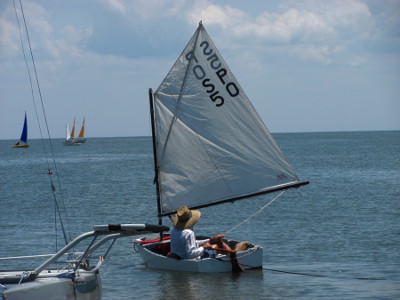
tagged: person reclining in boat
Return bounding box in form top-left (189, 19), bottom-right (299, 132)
top-left (169, 206), bottom-right (233, 259)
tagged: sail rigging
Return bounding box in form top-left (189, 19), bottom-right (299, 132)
top-left (151, 22), bottom-right (308, 217)
top-left (13, 0), bottom-right (71, 245)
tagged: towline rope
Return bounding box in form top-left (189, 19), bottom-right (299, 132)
top-left (224, 190), bottom-right (286, 236)
top-left (215, 258), bottom-right (387, 280)
top-left (262, 267), bottom-right (388, 281)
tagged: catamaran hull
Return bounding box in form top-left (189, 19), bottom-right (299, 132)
top-left (1, 270), bottom-right (101, 300)
top-left (134, 238), bottom-right (263, 273)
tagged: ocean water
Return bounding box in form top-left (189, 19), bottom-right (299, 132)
top-left (0, 131), bottom-right (399, 299)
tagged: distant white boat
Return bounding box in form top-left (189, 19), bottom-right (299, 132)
top-left (64, 120), bottom-right (80, 146)
top-left (134, 22), bottom-right (309, 273)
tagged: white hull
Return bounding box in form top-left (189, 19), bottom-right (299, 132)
top-left (1, 223), bottom-right (169, 300)
top-left (1, 269), bottom-right (101, 300)
top-left (134, 237), bottom-right (263, 273)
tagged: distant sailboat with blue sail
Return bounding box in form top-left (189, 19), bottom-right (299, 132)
top-left (12, 112), bottom-right (29, 148)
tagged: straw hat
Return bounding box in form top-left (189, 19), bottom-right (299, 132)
top-left (172, 206), bottom-right (201, 230)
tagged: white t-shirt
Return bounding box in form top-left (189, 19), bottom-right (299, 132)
top-left (170, 228), bottom-right (210, 259)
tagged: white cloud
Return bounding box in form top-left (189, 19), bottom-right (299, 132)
top-left (102, 0), bottom-right (188, 19)
top-left (237, 9), bottom-right (334, 42)
top-left (182, 0), bottom-right (378, 66)
top-left (1, 0), bottom-right (387, 70)
top-left (289, 44), bottom-right (332, 64)
top-left (311, 0), bottom-right (371, 28)
top-left (187, 3), bottom-right (247, 28)
top-left (0, 15), bottom-right (19, 57)
top-left (1, 0), bottom-right (399, 139)
top-left (102, 0), bottom-right (127, 15)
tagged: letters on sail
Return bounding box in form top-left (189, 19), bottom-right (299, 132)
top-left (153, 23), bottom-right (305, 216)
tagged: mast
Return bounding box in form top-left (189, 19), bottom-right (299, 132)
top-left (149, 88), bottom-right (162, 225)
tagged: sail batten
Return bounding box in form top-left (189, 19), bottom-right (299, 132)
top-left (152, 23), bottom-right (307, 216)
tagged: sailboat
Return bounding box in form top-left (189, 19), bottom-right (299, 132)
top-left (12, 112), bottom-right (29, 148)
top-left (76, 117), bottom-right (86, 143)
top-left (133, 22), bottom-right (309, 272)
top-left (64, 120), bottom-right (80, 146)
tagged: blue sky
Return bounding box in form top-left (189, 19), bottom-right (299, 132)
top-left (1, 0), bottom-right (399, 139)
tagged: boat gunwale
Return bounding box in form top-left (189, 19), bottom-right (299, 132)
top-left (134, 236), bottom-right (263, 261)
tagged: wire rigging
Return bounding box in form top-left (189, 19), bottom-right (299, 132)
top-left (13, 0), bottom-right (72, 247)
top-left (224, 190), bottom-right (286, 236)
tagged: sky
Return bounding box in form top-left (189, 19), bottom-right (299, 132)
top-left (1, 0), bottom-right (399, 140)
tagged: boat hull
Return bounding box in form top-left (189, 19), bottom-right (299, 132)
top-left (63, 140), bottom-right (80, 146)
top-left (1, 269), bottom-right (101, 300)
top-left (133, 237), bottom-right (263, 273)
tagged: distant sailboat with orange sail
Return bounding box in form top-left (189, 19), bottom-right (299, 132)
top-left (70, 118), bottom-right (76, 140)
top-left (63, 118), bottom-right (79, 146)
top-left (63, 118), bottom-right (86, 145)
top-left (76, 117), bottom-right (86, 143)
top-left (13, 112), bottom-right (30, 148)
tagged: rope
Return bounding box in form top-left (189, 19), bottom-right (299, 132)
top-left (224, 190), bottom-right (286, 236)
top-left (263, 267), bottom-right (328, 278)
top-left (262, 267), bottom-right (387, 281)
top-left (214, 258), bottom-right (387, 281)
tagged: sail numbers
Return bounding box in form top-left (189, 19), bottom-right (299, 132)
top-left (186, 41), bottom-right (240, 107)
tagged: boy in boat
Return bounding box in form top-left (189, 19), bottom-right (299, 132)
top-left (169, 206), bottom-right (233, 259)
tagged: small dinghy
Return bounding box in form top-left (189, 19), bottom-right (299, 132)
top-left (134, 21), bottom-right (308, 273)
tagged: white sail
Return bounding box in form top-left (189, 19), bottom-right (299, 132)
top-left (153, 22), bottom-right (304, 216)
top-left (66, 124), bottom-right (71, 140)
